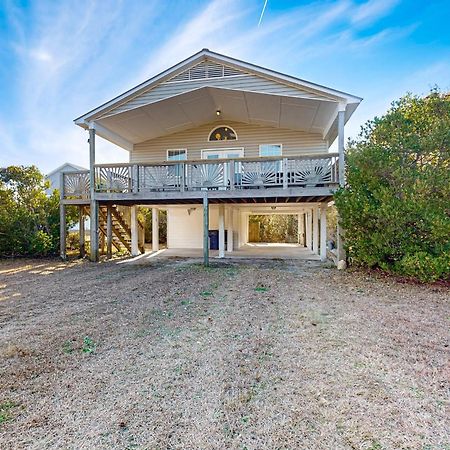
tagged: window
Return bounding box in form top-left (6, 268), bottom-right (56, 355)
top-left (167, 149), bottom-right (187, 161)
top-left (167, 149), bottom-right (187, 177)
top-left (202, 148), bottom-right (244, 159)
top-left (260, 144), bottom-right (282, 172)
top-left (259, 144), bottom-right (282, 157)
top-left (208, 126), bottom-right (237, 141)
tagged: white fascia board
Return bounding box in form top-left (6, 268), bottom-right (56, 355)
top-left (91, 122), bottom-right (134, 151)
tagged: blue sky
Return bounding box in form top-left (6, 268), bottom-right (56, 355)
top-left (1, 0), bottom-right (449, 172)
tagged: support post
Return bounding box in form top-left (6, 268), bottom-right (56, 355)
top-left (313, 206), bottom-right (319, 255)
top-left (99, 231), bottom-right (105, 255)
top-left (152, 207), bottom-right (159, 252)
top-left (131, 206), bottom-right (139, 256)
top-left (298, 212), bottom-right (305, 247)
top-left (203, 194), bottom-right (209, 266)
top-left (320, 204), bottom-right (327, 261)
top-left (79, 206), bottom-right (85, 258)
top-left (218, 204), bottom-right (225, 258)
top-left (337, 107), bottom-right (347, 266)
top-left (338, 108), bottom-right (345, 187)
top-left (89, 126), bottom-right (99, 262)
top-left (60, 203), bottom-right (66, 260)
top-left (337, 222), bottom-right (346, 265)
top-left (106, 205), bottom-right (112, 259)
top-left (227, 207), bottom-right (234, 252)
top-left (306, 210), bottom-right (312, 249)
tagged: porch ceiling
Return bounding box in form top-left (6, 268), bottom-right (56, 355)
top-left (95, 86), bottom-right (346, 146)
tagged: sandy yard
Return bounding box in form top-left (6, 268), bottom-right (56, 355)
top-left (0, 257), bottom-right (448, 450)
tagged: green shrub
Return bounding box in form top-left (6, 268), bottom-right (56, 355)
top-left (335, 90), bottom-right (450, 282)
top-left (29, 230), bottom-right (53, 256)
top-left (395, 252), bottom-right (450, 283)
top-left (0, 166), bottom-right (77, 257)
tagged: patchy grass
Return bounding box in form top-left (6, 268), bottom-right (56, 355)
top-left (0, 257), bottom-right (448, 449)
top-left (0, 401), bottom-right (18, 425)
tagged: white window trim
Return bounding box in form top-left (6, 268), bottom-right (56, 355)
top-left (207, 125), bottom-right (239, 142)
top-left (259, 143), bottom-right (283, 157)
top-left (166, 148), bottom-right (187, 161)
top-left (201, 147), bottom-right (244, 159)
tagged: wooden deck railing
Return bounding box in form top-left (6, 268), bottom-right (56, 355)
top-left (62, 153), bottom-right (339, 199)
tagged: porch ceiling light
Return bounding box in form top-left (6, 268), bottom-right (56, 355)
top-left (216, 109), bottom-right (221, 116)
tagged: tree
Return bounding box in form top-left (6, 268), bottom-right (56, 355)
top-left (335, 90), bottom-right (450, 282)
top-left (0, 166), bottom-right (76, 257)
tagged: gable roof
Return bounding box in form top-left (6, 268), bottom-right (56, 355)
top-left (46, 162), bottom-right (87, 178)
top-left (74, 49), bottom-right (362, 127)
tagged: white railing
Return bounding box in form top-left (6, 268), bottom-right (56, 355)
top-left (62, 171), bottom-right (90, 199)
top-left (63, 154), bottom-right (339, 199)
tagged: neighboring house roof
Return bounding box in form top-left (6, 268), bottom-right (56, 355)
top-left (74, 48), bottom-right (362, 126)
top-left (46, 163), bottom-right (87, 178)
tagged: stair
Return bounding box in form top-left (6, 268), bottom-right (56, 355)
top-left (84, 205), bottom-right (145, 255)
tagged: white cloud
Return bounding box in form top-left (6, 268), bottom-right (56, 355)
top-left (351, 0), bottom-right (400, 26)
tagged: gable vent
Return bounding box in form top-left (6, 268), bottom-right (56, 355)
top-left (167, 61), bottom-right (245, 83)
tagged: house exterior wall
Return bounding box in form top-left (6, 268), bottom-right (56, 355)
top-left (167, 206), bottom-right (220, 249)
top-left (132, 121), bottom-right (327, 163)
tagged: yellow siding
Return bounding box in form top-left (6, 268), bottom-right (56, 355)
top-left (132, 121), bottom-right (327, 163)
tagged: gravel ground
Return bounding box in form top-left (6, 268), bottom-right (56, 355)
top-left (0, 257), bottom-right (449, 450)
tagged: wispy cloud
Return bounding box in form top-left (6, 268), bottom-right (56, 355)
top-left (351, 0), bottom-right (401, 26)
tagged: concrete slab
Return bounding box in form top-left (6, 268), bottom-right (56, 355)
top-left (122, 243), bottom-right (320, 263)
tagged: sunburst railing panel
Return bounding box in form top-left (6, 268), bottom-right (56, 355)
top-left (62, 171), bottom-right (90, 199)
top-left (139, 165), bottom-right (181, 191)
top-left (95, 165), bottom-right (133, 193)
top-left (185, 162), bottom-right (225, 189)
top-left (287, 156), bottom-right (338, 186)
top-left (238, 161), bottom-right (281, 188)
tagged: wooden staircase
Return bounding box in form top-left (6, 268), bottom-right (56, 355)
top-left (84, 205), bottom-right (145, 254)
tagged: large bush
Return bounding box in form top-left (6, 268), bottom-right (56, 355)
top-left (0, 166), bottom-right (76, 257)
top-left (249, 215), bottom-right (298, 243)
top-left (335, 90), bottom-right (450, 282)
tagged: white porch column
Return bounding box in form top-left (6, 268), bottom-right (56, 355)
top-left (312, 206), bottom-right (319, 255)
top-left (298, 212), bottom-right (305, 247)
top-left (88, 126), bottom-right (99, 262)
top-left (338, 107), bottom-right (346, 187)
top-left (152, 207), bottom-right (159, 252)
top-left (226, 207), bottom-right (234, 252)
top-left (131, 205), bottom-right (139, 256)
top-left (306, 210), bottom-right (312, 249)
top-left (218, 204), bottom-right (225, 258)
top-left (320, 204), bottom-right (327, 261)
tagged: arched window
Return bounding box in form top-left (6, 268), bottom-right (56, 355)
top-left (208, 126), bottom-right (237, 141)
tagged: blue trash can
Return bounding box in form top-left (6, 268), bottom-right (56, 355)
top-left (209, 230), bottom-right (219, 250)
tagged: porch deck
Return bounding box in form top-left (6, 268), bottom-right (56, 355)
top-left (61, 153), bottom-right (339, 204)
